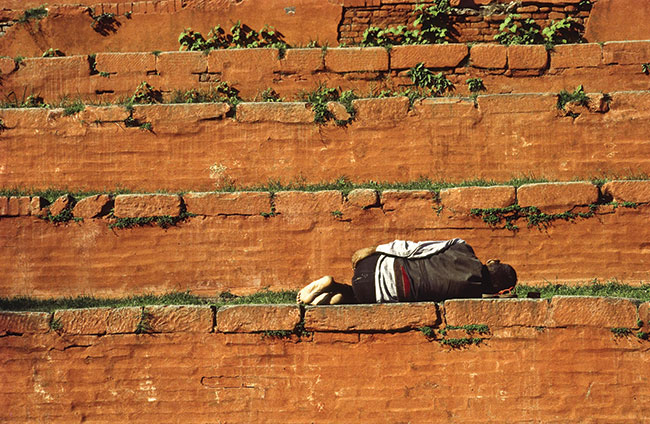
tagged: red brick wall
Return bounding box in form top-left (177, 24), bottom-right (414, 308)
top-left (2, 297), bottom-right (650, 422)
top-left (1, 181), bottom-right (649, 297)
top-left (339, 0), bottom-right (592, 45)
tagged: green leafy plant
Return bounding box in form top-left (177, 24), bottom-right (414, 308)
top-left (18, 5), bottom-right (48, 24)
top-left (99, 71), bottom-right (110, 78)
top-left (439, 337), bottom-right (482, 347)
top-left (637, 331), bottom-right (649, 340)
top-left (557, 84), bottom-right (589, 110)
top-left (109, 211), bottom-right (194, 229)
top-left (611, 327), bottom-right (632, 337)
top-left (87, 9), bottom-right (120, 35)
top-left (42, 48), bottom-right (65, 58)
top-left (466, 77), bottom-right (486, 93)
top-left (61, 99), bottom-right (85, 116)
top-left (542, 17), bottom-right (583, 45)
top-left (470, 203), bottom-right (599, 232)
top-left (642, 63), bottom-right (650, 75)
top-left (1, 89), bottom-right (46, 109)
top-left (41, 208), bottom-right (82, 224)
top-left (170, 83), bottom-right (240, 105)
top-left (330, 210), bottom-right (343, 218)
top-left (411, 0), bottom-right (454, 44)
top-left (419, 326), bottom-right (435, 339)
top-left (130, 81), bottom-right (163, 104)
top-left (494, 14), bottom-right (543, 46)
top-left (135, 310), bottom-right (152, 334)
top-left (178, 22), bottom-right (288, 51)
top-left (260, 88), bottom-right (282, 102)
top-left (300, 84), bottom-right (341, 124)
top-left (407, 63), bottom-right (453, 96)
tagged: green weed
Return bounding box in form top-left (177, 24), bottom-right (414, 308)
top-left (130, 81), bottom-right (162, 104)
top-left (466, 77), bottom-right (486, 93)
top-left (515, 280), bottom-right (650, 301)
top-left (611, 327), bottom-right (632, 337)
top-left (419, 326), bottom-right (435, 339)
top-left (42, 48), bottom-right (65, 58)
top-left (542, 18), bottom-right (583, 45)
top-left (49, 317), bottom-right (62, 331)
top-left (407, 63), bottom-right (453, 96)
top-left (439, 337), bottom-right (482, 348)
top-left (330, 210), bottom-right (343, 218)
top-left (18, 5), bottom-right (48, 24)
top-left (260, 88), bottom-right (282, 102)
top-left (642, 63), bottom-right (650, 75)
top-left (494, 14), bottom-right (543, 46)
top-left (135, 310), bottom-right (152, 334)
top-left (61, 99), bottom-right (85, 116)
top-left (557, 85), bottom-right (589, 110)
top-left (178, 22), bottom-right (288, 51)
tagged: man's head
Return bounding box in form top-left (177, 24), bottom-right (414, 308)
top-left (485, 259), bottom-right (517, 293)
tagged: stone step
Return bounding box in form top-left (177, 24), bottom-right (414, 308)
top-left (0, 182), bottom-right (648, 297)
top-left (2, 92), bottom-right (650, 190)
top-left (2, 41), bottom-right (650, 102)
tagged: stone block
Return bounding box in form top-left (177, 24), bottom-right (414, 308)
top-left (327, 101), bottom-right (351, 121)
top-left (0, 57), bottom-right (15, 74)
top-left (470, 44), bottom-right (507, 69)
top-left (390, 44), bottom-right (468, 69)
top-left (274, 191), bottom-right (343, 215)
top-left (352, 96), bottom-right (409, 122)
top-left (603, 40), bottom-right (650, 64)
top-left (53, 307), bottom-right (141, 335)
top-left (549, 296), bottom-right (640, 327)
top-left (346, 189), bottom-right (378, 208)
top-left (477, 93), bottom-right (556, 114)
top-left (517, 182), bottom-right (599, 213)
top-left (184, 192), bottom-right (271, 216)
top-left (325, 47), bottom-right (389, 72)
top-left (207, 48), bottom-right (281, 74)
top-left (443, 299), bottom-right (550, 328)
top-left (585, 0), bottom-right (650, 43)
top-left (639, 302), bottom-right (650, 327)
top-left (0, 197), bottom-right (30, 216)
top-left (73, 195), bottom-right (113, 219)
top-left (601, 180), bottom-right (650, 203)
top-left (144, 305), bottom-right (213, 333)
top-left (279, 48), bottom-right (323, 73)
top-left (113, 194), bottom-right (182, 217)
top-left (0, 311), bottom-right (51, 335)
top-left (30, 197), bottom-right (48, 216)
top-left (48, 194), bottom-right (75, 216)
top-left (381, 190), bottom-right (435, 211)
top-left (550, 43), bottom-right (602, 69)
top-left (79, 106), bottom-right (130, 123)
top-left (236, 102), bottom-right (314, 123)
top-left (439, 186), bottom-right (515, 214)
top-left (507, 45), bottom-right (548, 69)
top-left (95, 52), bottom-right (156, 73)
top-left (216, 305), bottom-right (301, 332)
top-left (304, 303), bottom-right (440, 331)
top-left (156, 51), bottom-right (207, 75)
top-left (132, 103), bottom-right (230, 126)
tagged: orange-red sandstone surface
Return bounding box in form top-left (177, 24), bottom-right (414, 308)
top-left (2, 93), bottom-right (650, 191)
top-left (1, 298), bottom-right (650, 422)
top-left (0, 183), bottom-right (648, 297)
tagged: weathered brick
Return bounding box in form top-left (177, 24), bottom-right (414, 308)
top-left (0, 197), bottom-right (30, 216)
top-left (113, 194), bottom-right (182, 217)
top-left (279, 48), bottom-right (323, 73)
top-left (132, 103), bottom-right (230, 126)
top-left (601, 180), bottom-right (650, 203)
top-left (29, 197), bottom-right (48, 216)
top-left (78, 106), bottom-right (130, 123)
top-left (0, 311), bottom-right (51, 335)
top-left (352, 96), bottom-right (409, 122)
top-left (550, 43), bottom-right (602, 69)
top-left (517, 182), bottom-right (599, 213)
top-left (274, 191), bottom-right (343, 215)
top-left (207, 48), bottom-right (281, 74)
top-left (48, 194), bottom-right (75, 216)
top-left (381, 190), bottom-right (435, 211)
top-left (549, 296), bottom-right (640, 327)
top-left (346, 189), bottom-right (378, 208)
top-left (304, 303), bottom-right (440, 331)
top-left (470, 44), bottom-right (507, 68)
top-left (477, 93), bottom-right (556, 113)
top-left (603, 40), bottom-right (650, 65)
top-left (439, 186), bottom-right (515, 214)
top-left (507, 45), bottom-right (548, 69)
top-left (639, 302), bottom-right (650, 328)
top-left (0, 57), bottom-right (15, 74)
top-left (216, 305), bottom-right (300, 332)
top-left (184, 192), bottom-right (271, 216)
top-left (144, 305), bottom-right (213, 333)
top-left (156, 51), bottom-right (207, 75)
top-left (53, 307), bottom-right (141, 335)
top-left (325, 47), bottom-right (389, 72)
top-left (444, 299), bottom-right (550, 328)
top-left (390, 44), bottom-right (468, 69)
top-left (236, 102), bottom-right (314, 123)
top-left (73, 195), bottom-right (113, 219)
top-left (95, 52), bottom-right (156, 73)
top-left (326, 101), bottom-right (351, 121)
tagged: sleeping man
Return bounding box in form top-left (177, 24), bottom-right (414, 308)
top-left (297, 238), bottom-right (517, 305)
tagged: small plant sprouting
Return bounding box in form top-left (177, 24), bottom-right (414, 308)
top-left (49, 317), bottom-right (62, 331)
top-left (611, 327), bottom-right (632, 337)
top-left (260, 88), bottom-right (282, 102)
top-left (542, 17), bottom-right (584, 45)
top-left (261, 330), bottom-right (292, 339)
top-left (642, 63), bottom-right (650, 75)
top-left (41, 209), bottom-right (82, 224)
top-left (466, 77), bottom-right (486, 93)
top-left (178, 22), bottom-right (288, 51)
top-left (419, 326), bottom-right (435, 339)
top-left (88, 9), bottom-right (120, 35)
top-left (130, 81), bottom-right (163, 104)
top-left (13, 56), bottom-right (25, 67)
top-left (440, 337), bottom-right (482, 348)
top-left (494, 14), bottom-right (543, 46)
top-left (330, 210), bottom-right (343, 218)
top-left (109, 211), bottom-right (194, 229)
top-left (99, 71), bottom-right (110, 78)
top-left (135, 310), bottom-right (152, 334)
top-left (637, 331), bottom-right (649, 340)
top-left (42, 48), bottom-right (65, 58)
top-left (407, 63), bottom-right (453, 96)
top-left (18, 5), bottom-right (48, 24)
top-left (557, 85), bottom-right (589, 110)
top-left (62, 100), bottom-right (85, 116)
top-left (299, 85), bottom-right (356, 125)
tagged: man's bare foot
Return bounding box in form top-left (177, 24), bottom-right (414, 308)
top-left (310, 292), bottom-right (344, 305)
top-left (297, 276), bottom-right (334, 304)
